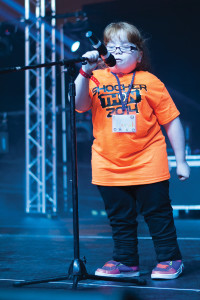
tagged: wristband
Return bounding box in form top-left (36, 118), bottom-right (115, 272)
top-left (79, 68), bottom-right (92, 78)
top-left (79, 68), bottom-right (100, 87)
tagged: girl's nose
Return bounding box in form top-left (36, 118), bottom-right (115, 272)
top-left (115, 47), bottom-right (123, 54)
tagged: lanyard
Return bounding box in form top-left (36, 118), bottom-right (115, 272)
top-left (111, 71), bottom-right (136, 112)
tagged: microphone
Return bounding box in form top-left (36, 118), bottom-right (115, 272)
top-left (86, 31), bottom-right (116, 67)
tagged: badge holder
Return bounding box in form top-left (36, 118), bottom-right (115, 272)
top-left (0, 60), bottom-right (146, 289)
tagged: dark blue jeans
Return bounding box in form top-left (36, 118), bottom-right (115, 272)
top-left (97, 181), bottom-right (182, 266)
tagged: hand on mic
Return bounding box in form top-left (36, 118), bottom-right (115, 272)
top-left (82, 50), bottom-right (101, 75)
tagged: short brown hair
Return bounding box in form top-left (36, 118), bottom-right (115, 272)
top-left (103, 22), bottom-right (150, 71)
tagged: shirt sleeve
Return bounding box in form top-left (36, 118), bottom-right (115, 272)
top-left (146, 74), bottom-right (180, 125)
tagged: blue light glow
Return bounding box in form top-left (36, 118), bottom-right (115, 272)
top-left (71, 41), bottom-right (80, 52)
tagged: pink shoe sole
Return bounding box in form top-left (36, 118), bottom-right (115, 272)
top-left (95, 270), bottom-right (140, 277)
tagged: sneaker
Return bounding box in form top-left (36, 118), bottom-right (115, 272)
top-left (151, 260), bottom-right (184, 279)
top-left (95, 260), bottom-right (140, 277)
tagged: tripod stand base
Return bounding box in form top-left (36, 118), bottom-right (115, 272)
top-left (13, 258), bottom-right (146, 288)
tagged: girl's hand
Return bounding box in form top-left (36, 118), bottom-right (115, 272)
top-left (176, 161), bottom-right (190, 181)
top-left (82, 50), bottom-right (101, 74)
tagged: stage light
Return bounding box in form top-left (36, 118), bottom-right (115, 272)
top-left (91, 210), bottom-right (98, 216)
top-left (62, 17), bottom-right (90, 58)
top-left (71, 41), bottom-right (80, 52)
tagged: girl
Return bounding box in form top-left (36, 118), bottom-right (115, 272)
top-left (75, 22), bottom-right (190, 279)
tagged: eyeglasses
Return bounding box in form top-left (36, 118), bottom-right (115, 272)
top-left (106, 45), bottom-right (138, 53)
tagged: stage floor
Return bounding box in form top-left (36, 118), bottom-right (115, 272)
top-left (0, 157), bottom-right (200, 299)
top-left (0, 213), bottom-right (200, 300)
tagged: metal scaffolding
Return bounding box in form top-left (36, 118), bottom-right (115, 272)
top-left (25, 0), bottom-right (57, 214)
top-left (60, 25), bottom-right (68, 213)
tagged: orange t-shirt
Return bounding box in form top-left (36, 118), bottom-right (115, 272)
top-left (85, 69), bottom-right (180, 186)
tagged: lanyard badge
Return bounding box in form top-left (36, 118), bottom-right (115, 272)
top-left (112, 114), bottom-right (136, 132)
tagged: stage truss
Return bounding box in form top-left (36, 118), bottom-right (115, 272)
top-left (25, 0), bottom-right (57, 214)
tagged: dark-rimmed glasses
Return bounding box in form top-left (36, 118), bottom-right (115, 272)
top-left (106, 45), bottom-right (138, 53)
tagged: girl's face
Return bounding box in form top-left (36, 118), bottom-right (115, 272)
top-left (106, 30), bottom-right (142, 74)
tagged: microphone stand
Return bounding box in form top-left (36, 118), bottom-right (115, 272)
top-left (0, 59), bottom-right (146, 289)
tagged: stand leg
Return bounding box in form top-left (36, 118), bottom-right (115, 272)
top-left (73, 276), bottom-right (79, 289)
top-left (13, 275), bottom-right (70, 287)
